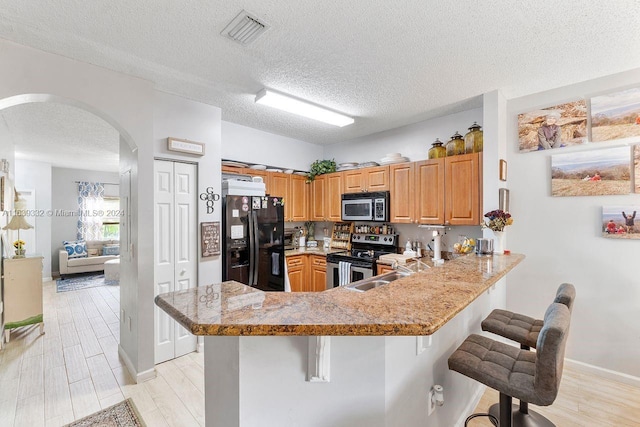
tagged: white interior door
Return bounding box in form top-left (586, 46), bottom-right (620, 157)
top-left (154, 160), bottom-right (198, 364)
top-left (173, 162), bottom-right (198, 357)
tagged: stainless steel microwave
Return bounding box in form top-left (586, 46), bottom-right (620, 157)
top-left (341, 191), bottom-right (390, 222)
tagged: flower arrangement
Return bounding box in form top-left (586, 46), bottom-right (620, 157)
top-left (13, 239), bottom-right (25, 250)
top-left (482, 210), bottom-right (513, 232)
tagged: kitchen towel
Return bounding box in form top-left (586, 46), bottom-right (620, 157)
top-left (271, 252), bottom-right (280, 275)
top-left (339, 261), bottom-right (351, 286)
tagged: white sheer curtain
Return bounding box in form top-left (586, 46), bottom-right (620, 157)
top-left (77, 181), bottom-right (105, 240)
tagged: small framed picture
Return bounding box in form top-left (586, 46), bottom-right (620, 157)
top-left (499, 159), bottom-right (507, 181)
top-left (167, 137), bottom-right (205, 156)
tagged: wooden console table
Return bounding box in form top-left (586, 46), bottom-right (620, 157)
top-left (3, 255), bottom-right (44, 342)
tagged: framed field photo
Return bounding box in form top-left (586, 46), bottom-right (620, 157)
top-left (518, 100), bottom-right (587, 152)
top-left (602, 206), bottom-right (639, 239)
top-left (551, 146), bottom-right (631, 197)
top-left (590, 87), bottom-right (640, 143)
top-left (635, 145), bottom-right (640, 193)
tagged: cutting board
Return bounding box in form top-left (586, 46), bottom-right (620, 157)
top-left (378, 253), bottom-right (416, 265)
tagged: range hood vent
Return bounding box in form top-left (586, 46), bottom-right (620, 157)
top-left (221, 10), bottom-right (269, 46)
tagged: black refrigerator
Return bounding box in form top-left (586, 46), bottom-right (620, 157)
top-left (222, 195), bottom-right (285, 291)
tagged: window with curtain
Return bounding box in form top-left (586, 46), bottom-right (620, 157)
top-left (77, 181), bottom-right (105, 241)
top-left (101, 197), bottom-right (120, 240)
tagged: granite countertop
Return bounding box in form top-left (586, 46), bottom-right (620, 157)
top-left (155, 253), bottom-right (524, 336)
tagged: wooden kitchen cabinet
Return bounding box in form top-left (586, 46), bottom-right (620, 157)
top-left (287, 254), bottom-right (326, 292)
top-left (325, 172), bottom-right (343, 221)
top-left (310, 255), bottom-right (327, 292)
top-left (286, 255), bottom-right (307, 292)
top-left (311, 172), bottom-right (342, 222)
top-left (269, 172), bottom-right (291, 220)
top-left (310, 175), bottom-right (326, 221)
top-left (290, 174), bottom-right (309, 222)
top-left (415, 159), bottom-right (446, 224)
top-left (4, 256), bottom-right (44, 342)
top-left (376, 264), bottom-right (395, 275)
top-left (444, 152), bottom-right (481, 225)
top-left (342, 166), bottom-right (389, 193)
top-left (222, 165), bottom-right (246, 174)
top-left (390, 162), bottom-right (415, 223)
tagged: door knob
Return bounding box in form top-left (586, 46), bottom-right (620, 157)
top-left (180, 269), bottom-right (187, 275)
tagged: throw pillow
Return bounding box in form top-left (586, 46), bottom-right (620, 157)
top-left (87, 248), bottom-right (99, 257)
top-left (102, 245), bottom-right (120, 256)
top-left (63, 240), bottom-right (88, 259)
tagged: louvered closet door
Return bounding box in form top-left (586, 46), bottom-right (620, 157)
top-left (154, 160), bottom-right (198, 364)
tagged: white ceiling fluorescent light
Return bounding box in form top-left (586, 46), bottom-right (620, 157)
top-left (221, 10), bottom-right (269, 46)
top-left (255, 89), bottom-right (354, 127)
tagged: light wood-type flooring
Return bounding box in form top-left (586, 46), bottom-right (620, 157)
top-left (0, 280), bottom-right (204, 427)
top-left (1, 280), bottom-right (639, 426)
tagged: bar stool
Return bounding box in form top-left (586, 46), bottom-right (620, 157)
top-left (449, 302), bottom-right (572, 427)
top-left (480, 283), bottom-right (575, 425)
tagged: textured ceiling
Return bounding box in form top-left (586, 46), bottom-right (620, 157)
top-left (1, 103), bottom-right (119, 172)
top-left (0, 0), bottom-right (639, 152)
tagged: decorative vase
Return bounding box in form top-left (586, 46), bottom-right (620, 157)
top-left (14, 249), bottom-right (26, 258)
top-left (492, 231), bottom-right (505, 255)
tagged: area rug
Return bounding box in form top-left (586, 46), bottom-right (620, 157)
top-left (56, 273), bottom-right (119, 293)
top-left (65, 398), bottom-right (146, 426)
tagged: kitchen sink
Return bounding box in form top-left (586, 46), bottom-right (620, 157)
top-left (344, 270), bottom-right (411, 292)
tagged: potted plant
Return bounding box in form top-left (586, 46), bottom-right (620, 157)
top-left (306, 159), bottom-right (337, 183)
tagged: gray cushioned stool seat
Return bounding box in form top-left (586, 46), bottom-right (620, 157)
top-left (481, 310), bottom-right (542, 349)
top-left (449, 302), bottom-right (571, 425)
top-left (481, 283), bottom-right (575, 349)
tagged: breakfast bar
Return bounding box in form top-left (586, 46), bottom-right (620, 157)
top-left (156, 253), bottom-right (524, 426)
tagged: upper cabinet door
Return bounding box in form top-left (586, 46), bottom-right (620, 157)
top-left (290, 174), bottom-right (309, 222)
top-left (342, 170), bottom-right (364, 193)
top-left (389, 162), bottom-right (415, 224)
top-left (364, 166), bottom-right (389, 191)
top-left (268, 173), bottom-right (291, 220)
top-left (415, 159), bottom-right (445, 225)
top-left (311, 175), bottom-right (325, 221)
top-left (325, 172), bottom-right (343, 221)
top-left (444, 153), bottom-right (481, 225)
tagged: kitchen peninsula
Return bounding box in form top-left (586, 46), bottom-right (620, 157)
top-left (156, 253), bottom-right (524, 426)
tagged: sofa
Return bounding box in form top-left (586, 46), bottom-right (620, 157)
top-left (59, 240), bottom-right (119, 278)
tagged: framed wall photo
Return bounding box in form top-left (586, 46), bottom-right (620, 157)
top-left (551, 146), bottom-right (631, 197)
top-left (517, 100), bottom-right (587, 152)
top-left (590, 87), bottom-right (640, 143)
top-left (635, 144), bottom-right (640, 193)
top-left (602, 206), bottom-right (639, 239)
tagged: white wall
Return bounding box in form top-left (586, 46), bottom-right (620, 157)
top-left (15, 159), bottom-right (52, 278)
top-left (50, 167), bottom-right (119, 274)
top-left (153, 91), bottom-right (222, 287)
top-left (222, 120), bottom-right (322, 171)
top-left (506, 68), bottom-right (640, 378)
top-left (0, 37), bottom-right (155, 379)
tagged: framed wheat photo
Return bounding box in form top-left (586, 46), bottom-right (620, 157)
top-left (518, 100), bottom-right (587, 152)
top-left (602, 206), bottom-right (639, 239)
top-left (551, 146), bottom-right (631, 197)
top-left (590, 87), bottom-right (640, 143)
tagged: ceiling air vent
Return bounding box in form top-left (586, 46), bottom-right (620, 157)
top-left (221, 10), bottom-right (269, 46)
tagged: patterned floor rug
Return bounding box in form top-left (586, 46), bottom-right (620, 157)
top-left (65, 398), bottom-right (145, 426)
top-left (56, 273), bottom-right (119, 292)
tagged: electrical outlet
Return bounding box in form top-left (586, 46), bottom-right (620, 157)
top-left (428, 388), bottom-right (436, 415)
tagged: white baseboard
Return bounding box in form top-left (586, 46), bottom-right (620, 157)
top-left (118, 345), bottom-right (157, 383)
top-left (565, 358), bottom-right (640, 388)
top-left (455, 384), bottom-right (486, 427)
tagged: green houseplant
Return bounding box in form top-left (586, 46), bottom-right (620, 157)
top-left (306, 159), bottom-right (337, 182)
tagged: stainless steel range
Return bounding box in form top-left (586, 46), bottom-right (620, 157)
top-left (326, 233), bottom-right (398, 289)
